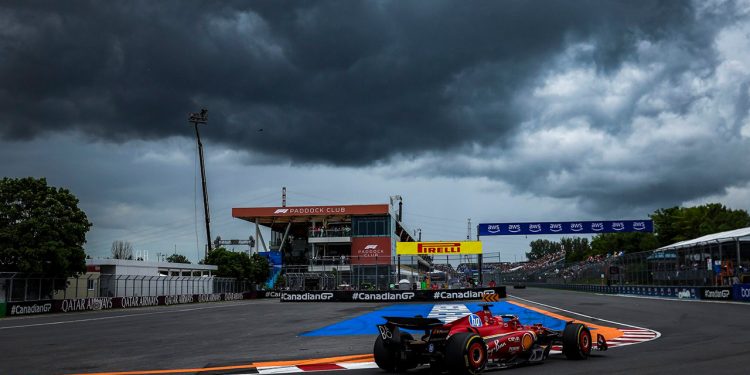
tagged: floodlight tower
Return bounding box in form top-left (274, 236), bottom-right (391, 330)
top-left (189, 108), bottom-right (212, 254)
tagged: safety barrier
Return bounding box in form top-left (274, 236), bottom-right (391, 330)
top-left (524, 283), bottom-right (748, 302)
top-left (4, 290), bottom-right (273, 317)
top-left (734, 283), bottom-right (750, 302)
top-left (279, 287), bottom-right (507, 302)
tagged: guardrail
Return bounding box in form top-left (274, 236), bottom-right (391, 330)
top-left (522, 283), bottom-right (750, 302)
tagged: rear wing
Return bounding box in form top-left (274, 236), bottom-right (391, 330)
top-left (382, 316), bottom-right (444, 330)
top-left (377, 316), bottom-right (445, 346)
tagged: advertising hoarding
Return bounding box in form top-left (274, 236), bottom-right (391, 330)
top-left (396, 241), bottom-right (483, 255)
top-left (279, 287), bottom-right (506, 302)
top-left (351, 237), bottom-right (392, 265)
top-left (478, 220), bottom-right (653, 236)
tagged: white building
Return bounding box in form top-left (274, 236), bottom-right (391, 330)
top-left (86, 259), bottom-right (219, 297)
top-left (87, 259), bottom-right (217, 277)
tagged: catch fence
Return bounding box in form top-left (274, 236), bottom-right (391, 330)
top-left (0, 273), bottom-right (253, 302)
top-left (277, 254), bottom-right (506, 291)
top-left (500, 241), bottom-right (750, 287)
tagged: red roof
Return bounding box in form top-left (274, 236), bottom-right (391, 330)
top-left (232, 204), bottom-right (390, 224)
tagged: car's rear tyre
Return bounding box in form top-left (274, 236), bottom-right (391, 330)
top-left (562, 323), bottom-right (592, 360)
top-left (445, 332), bottom-right (487, 375)
top-left (374, 332), bottom-right (418, 372)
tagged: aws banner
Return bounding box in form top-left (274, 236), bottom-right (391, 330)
top-left (478, 220), bottom-right (653, 236)
top-left (396, 241), bottom-right (482, 255)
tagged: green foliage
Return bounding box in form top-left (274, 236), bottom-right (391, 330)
top-left (526, 239), bottom-right (562, 260)
top-left (652, 203), bottom-right (750, 247)
top-left (560, 237), bottom-right (591, 262)
top-left (590, 232), bottom-right (658, 257)
top-left (249, 253), bottom-right (270, 284)
top-left (523, 203), bottom-right (748, 262)
top-left (166, 253), bottom-right (191, 264)
top-left (203, 247), bottom-right (269, 284)
top-left (0, 177), bottom-right (92, 281)
top-left (526, 237), bottom-right (591, 262)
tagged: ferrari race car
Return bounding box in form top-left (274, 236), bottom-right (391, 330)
top-left (374, 304), bottom-right (606, 374)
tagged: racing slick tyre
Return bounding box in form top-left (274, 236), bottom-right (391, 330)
top-left (445, 332), bottom-right (487, 375)
top-left (562, 323), bottom-right (592, 360)
top-left (374, 332), bottom-right (418, 372)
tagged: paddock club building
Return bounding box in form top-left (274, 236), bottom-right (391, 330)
top-left (231, 203), bottom-right (431, 289)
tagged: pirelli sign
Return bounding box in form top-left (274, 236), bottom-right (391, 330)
top-left (396, 241), bottom-right (483, 255)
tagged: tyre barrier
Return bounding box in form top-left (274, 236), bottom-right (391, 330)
top-left (522, 283), bottom-right (750, 302)
top-left (279, 287), bottom-right (508, 302)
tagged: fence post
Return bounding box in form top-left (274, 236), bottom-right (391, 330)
top-left (375, 256), bottom-right (379, 290)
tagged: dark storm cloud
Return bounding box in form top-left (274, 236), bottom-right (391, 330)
top-left (0, 0), bottom-right (705, 166)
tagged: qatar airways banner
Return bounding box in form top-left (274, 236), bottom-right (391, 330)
top-left (478, 220), bottom-right (653, 236)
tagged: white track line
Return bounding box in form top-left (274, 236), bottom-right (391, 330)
top-left (508, 294), bottom-right (662, 340)
top-left (595, 293), bottom-right (750, 305)
top-left (0, 301), bottom-right (259, 330)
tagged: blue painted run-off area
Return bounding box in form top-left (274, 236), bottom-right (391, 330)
top-left (302, 302), bottom-right (580, 336)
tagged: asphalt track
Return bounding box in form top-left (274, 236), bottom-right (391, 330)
top-left (2, 288), bottom-right (749, 375)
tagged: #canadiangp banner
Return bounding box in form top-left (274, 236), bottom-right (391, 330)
top-left (477, 220), bottom-right (653, 236)
top-left (396, 241), bottom-right (483, 255)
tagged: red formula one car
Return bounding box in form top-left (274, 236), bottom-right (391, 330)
top-left (374, 304), bottom-right (606, 374)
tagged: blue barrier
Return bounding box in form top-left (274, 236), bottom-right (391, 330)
top-left (733, 283), bottom-right (750, 302)
top-left (521, 283), bottom-right (747, 301)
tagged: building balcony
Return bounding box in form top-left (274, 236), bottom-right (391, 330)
top-left (308, 228), bottom-right (352, 243)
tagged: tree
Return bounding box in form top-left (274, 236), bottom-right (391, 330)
top-left (0, 177), bottom-right (91, 282)
top-left (249, 253), bottom-right (270, 284)
top-left (560, 237), bottom-right (591, 262)
top-left (590, 232), bottom-right (658, 257)
top-left (526, 239), bottom-right (563, 261)
top-left (652, 203), bottom-right (750, 247)
top-left (203, 247), bottom-right (269, 284)
top-left (111, 240), bottom-right (133, 259)
top-left (166, 253), bottom-right (190, 264)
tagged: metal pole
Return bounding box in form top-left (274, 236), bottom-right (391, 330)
top-left (478, 254), bottom-right (483, 287)
top-left (190, 109), bottom-right (212, 254)
top-left (375, 256), bottom-right (379, 289)
top-left (737, 238), bottom-right (742, 278)
top-left (397, 255), bottom-right (401, 282)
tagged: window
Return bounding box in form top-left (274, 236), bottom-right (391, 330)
top-left (87, 279), bottom-right (95, 291)
top-left (352, 216), bottom-right (390, 237)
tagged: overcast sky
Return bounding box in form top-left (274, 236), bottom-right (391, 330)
top-left (2, 0), bottom-right (749, 263)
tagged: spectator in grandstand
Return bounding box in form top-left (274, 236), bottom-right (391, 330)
top-left (488, 279), bottom-right (496, 287)
top-left (732, 274), bottom-right (740, 285)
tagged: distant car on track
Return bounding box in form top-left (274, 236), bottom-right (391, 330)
top-left (374, 304), bottom-right (606, 374)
